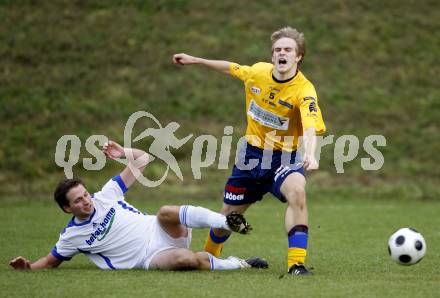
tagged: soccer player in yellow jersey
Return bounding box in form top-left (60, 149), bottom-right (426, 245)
top-left (173, 27), bottom-right (326, 276)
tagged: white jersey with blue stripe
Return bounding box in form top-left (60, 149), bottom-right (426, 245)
top-left (51, 175), bottom-right (154, 269)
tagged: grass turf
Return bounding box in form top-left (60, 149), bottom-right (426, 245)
top-left (1, 195), bottom-right (438, 297)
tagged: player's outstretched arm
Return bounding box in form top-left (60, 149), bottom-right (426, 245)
top-left (102, 140), bottom-right (150, 189)
top-left (172, 53), bottom-right (231, 75)
top-left (9, 254), bottom-right (62, 270)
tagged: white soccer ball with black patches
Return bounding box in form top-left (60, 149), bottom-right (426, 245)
top-left (388, 228), bottom-right (426, 265)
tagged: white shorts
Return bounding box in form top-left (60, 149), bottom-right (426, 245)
top-left (143, 217), bottom-right (192, 269)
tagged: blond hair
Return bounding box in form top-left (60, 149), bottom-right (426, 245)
top-left (271, 27), bottom-right (306, 63)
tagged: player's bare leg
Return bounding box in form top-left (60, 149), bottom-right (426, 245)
top-left (281, 173), bottom-right (308, 231)
top-left (150, 248), bottom-right (268, 271)
top-left (149, 248), bottom-right (211, 270)
top-left (280, 172), bottom-right (312, 275)
top-left (156, 205), bottom-right (188, 238)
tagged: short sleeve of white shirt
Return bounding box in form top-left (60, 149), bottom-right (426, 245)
top-left (95, 175), bottom-right (128, 202)
top-left (51, 229), bottom-right (79, 261)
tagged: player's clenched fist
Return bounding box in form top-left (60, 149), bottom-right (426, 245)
top-left (172, 53), bottom-right (199, 65)
top-left (9, 256), bottom-right (31, 270)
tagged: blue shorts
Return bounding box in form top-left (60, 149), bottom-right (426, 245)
top-left (224, 143), bottom-right (305, 205)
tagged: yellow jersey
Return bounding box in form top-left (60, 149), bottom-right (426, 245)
top-left (230, 62), bottom-right (326, 151)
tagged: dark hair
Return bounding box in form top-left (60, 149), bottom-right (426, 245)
top-left (54, 178), bottom-right (85, 212)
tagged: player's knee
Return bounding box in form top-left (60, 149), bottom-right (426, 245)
top-left (285, 185), bottom-right (306, 208)
top-left (157, 205), bottom-right (176, 222)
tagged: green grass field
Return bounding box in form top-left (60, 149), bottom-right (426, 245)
top-left (1, 195), bottom-right (438, 297)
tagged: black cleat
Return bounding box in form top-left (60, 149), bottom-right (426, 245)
top-left (288, 264), bottom-right (313, 276)
top-left (226, 212), bottom-right (252, 234)
top-left (245, 257), bottom-right (269, 269)
top-left (227, 256), bottom-right (269, 269)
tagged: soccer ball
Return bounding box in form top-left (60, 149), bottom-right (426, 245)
top-left (388, 228), bottom-right (426, 265)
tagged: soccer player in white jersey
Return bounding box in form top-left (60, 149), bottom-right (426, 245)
top-left (9, 140), bottom-right (267, 271)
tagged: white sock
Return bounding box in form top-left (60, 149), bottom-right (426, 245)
top-left (179, 205), bottom-right (230, 230)
top-left (207, 253), bottom-right (247, 270)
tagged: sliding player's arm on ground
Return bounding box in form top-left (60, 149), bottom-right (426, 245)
top-left (102, 140), bottom-right (150, 189)
top-left (172, 53), bottom-right (231, 75)
top-left (9, 254), bottom-right (62, 270)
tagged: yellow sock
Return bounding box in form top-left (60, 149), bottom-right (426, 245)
top-left (288, 247), bottom-right (307, 268)
top-left (204, 229), bottom-right (229, 257)
top-left (204, 236), bottom-right (223, 257)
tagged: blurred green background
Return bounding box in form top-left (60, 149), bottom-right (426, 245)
top-left (1, 0), bottom-right (439, 202)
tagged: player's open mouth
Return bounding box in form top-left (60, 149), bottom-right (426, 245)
top-left (278, 58), bottom-right (287, 65)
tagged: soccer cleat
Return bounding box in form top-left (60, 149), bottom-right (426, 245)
top-left (288, 263), bottom-right (313, 276)
top-left (245, 257), bottom-right (269, 269)
top-left (227, 256), bottom-right (268, 269)
top-left (226, 212), bottom-right (252, 234)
